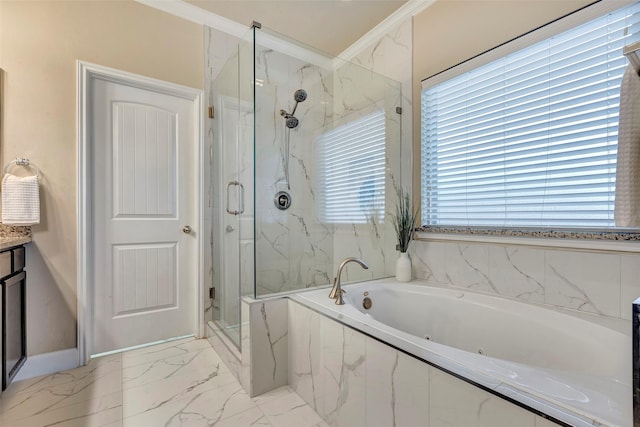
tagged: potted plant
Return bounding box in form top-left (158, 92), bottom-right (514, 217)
top-left (391, 186), bottom-right (418, 282)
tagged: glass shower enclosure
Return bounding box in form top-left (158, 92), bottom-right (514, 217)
top-left (208, 24), bottom-right (402, 348)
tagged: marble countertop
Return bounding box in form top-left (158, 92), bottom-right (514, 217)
top-left (0, 236), bottom-right (31, 251)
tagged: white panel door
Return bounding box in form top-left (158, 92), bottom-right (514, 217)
top-left (91, 77), bottom-right (197, 354)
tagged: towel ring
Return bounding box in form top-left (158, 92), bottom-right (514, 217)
top-left (4, 158), bottom-right (40, 178)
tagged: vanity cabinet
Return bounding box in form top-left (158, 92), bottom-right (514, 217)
top-left (0, 245), bottom-right (26, 390)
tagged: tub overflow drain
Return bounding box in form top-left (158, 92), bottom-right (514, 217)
top-left (362, 297), bottom-right (372, 310)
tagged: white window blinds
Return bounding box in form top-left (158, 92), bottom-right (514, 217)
top-left (421, 2), bottom-right (640, 228)
top-left (318, 110), bottom-right (386, 224)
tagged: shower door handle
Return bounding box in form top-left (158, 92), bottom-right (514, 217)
top-left (226, 181), bottom-right (244, 215)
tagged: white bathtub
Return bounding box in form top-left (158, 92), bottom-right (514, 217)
top-left (290, 278), bottom-right (632, 427)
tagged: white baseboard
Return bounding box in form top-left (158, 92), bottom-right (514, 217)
top-left (13, 348), bottom-right (79, 382)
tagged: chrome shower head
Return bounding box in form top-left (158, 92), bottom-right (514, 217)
top-left (285, 116), bottom-right (299, 129)
top-left (281, 89), bottom-right (306, 129)
top-left (294, 89), bottom-right (307, 103)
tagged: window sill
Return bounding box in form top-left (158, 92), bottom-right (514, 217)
top-left (415, 226), bottom-right (640, 253)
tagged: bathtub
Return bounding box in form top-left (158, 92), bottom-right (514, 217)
top-left (289, 278), bottom-right (632, 427)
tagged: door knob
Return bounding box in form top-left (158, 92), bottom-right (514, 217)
top-left (182, 225), bottom-right (192, 234)
top-left (226, 225), bottom-right (234, 233)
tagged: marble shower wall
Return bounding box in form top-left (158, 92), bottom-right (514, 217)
top-left (253, 44), bottom-right (335, 296)
top-left (253, 31), bottom-right (405, 295)
top-left (288, 299), bottom-right (558, 427)
top-left (329, 60), bottom-right (401, 282)
top-left (410, 239), bottom-right (640, 321)
top-left (207, 23), bottom-right (408, 301)
top-left (347, 20), bottom-right (413, 277)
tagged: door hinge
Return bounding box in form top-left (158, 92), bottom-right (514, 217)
top-left (209, 287), bottom-right (216, 300)
top-left (208, 106), bottom-right (215, 119)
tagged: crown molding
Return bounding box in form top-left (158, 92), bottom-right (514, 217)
top-left (136, 0), bottom-right (436, 63)
top-left (337, 0), bottom-right (437, 61)
top-left (134, 0), bottom-right (249, 38)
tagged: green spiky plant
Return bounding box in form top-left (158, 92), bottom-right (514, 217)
top-left (391, 187), bottom-right (418, 253)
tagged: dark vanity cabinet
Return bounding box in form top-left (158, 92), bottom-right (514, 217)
top-left (1, 245), bottom-right (26, 390)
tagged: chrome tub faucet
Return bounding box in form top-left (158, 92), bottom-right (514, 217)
top-left (329, 257), bottom-right (370, 305)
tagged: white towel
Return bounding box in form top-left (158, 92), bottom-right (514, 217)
top-left (615, 64), bottom-right (640, 227)
top-left (2, 173), bottom-right (40, 225)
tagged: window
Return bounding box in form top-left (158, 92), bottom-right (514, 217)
top-left (318, 110), bottom-right (386, 224)
top-left (421, 2), bottom-right (640, 228)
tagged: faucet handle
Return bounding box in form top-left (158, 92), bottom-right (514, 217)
top-left (335, 289), bottom-right (346, 305)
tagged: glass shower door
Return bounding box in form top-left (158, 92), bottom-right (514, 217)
top-left (210, 29), bottom-right (255, 348)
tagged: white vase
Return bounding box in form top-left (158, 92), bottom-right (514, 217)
top-left (396, 252), bottom-right (412, 282)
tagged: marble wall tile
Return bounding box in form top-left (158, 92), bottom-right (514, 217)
top-left (445, 243), bottom-right (492, 292)
top-left (252, 44), bottom-right (337, 296)
top-left (241, 299), bottom-right (251, 391)
top-left (348, 20), bottom-right (413, 190)
top-left (428, 368), bottom-right (536, 427)
top-left (488, 246), bottom-right (545, 303)
top-left (208, 21), bottom-right (406, 301)
top-left (322, 319), bottom-right (366, 427)
top-left (365, 338), bottom-right (429, 427)
top-left (364, 337), bottom-right (397, 427)
top-left (248, 298), bottom-right (289, 396)
top-left (621, 254), bottom-right (640, 321)
top-left (411, 239), bottom-right (637, 321)
top-left (393, 351), bottom-right (430, 427)
top-left (289, 301), bottom-right (548, 427)
top-left (410, 240), bottom-right (450, 284)
top-left (288, 301), bottom-right (323, 412)
top-left (544, 250), bottom-right (621, 317)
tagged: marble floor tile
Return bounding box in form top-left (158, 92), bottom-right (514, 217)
top-left (3, 353), bottom-right (122, 398)
top-left (252, 385), bottom-right (299, 406)
top-left (258, 389), bottom-right (329, 427)
top-left (122, 337), bottom-right (212, 368)
top-left (1, 360), bottom-right (123, 422)
top-left (209, 406), bottom-right (272, 427)
top-left (122, 367), bottom-right (238, 418)
top-left (122, 344), bottom-right (225, 389)
top-left (0, 339), bottom-right (325, 427)
top-left (123, 381), bottom-right (256, 426)
top-left (1, 391), bottom-right (122, 427)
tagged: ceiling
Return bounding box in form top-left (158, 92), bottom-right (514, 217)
top-left (186, 0), bottom-right (409, 56)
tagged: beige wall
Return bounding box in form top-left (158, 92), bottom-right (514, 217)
top-left (0, 0), bottom-right (204, 356)
top-left (411, 0), bottom-right (595, 204)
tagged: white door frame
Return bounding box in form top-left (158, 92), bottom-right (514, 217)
top-left (77, 61), bottom-right (204, 366)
